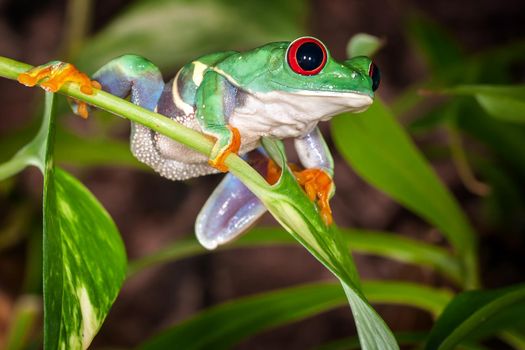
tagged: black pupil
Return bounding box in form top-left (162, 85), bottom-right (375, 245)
top-left (370, 63), bottom-right (380, 91)
top-left (296, 42), bottom-right (324, 71)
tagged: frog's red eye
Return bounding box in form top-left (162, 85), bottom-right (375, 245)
top-left (287, 37), bottom-right (327, 76)
top-left (369, 62), bottom-right (380, 91)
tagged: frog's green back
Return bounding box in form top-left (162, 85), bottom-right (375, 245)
top-left (177, 50), bottom-right (238, 105)
top-left (213, 41), bottom-right (374, 97)
top-left (176, 38), bottom-right (375, 104)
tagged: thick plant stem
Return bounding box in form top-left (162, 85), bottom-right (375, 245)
top-left (0, 56), bottom-right (269, 190)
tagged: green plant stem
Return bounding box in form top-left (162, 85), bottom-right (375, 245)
top-left (0, 56), bottom-right (268, 190)
top-left (0, 154), bottom-right (32, 182)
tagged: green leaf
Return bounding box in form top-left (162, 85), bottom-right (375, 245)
top-left (39, 93), bottom-right (127, 349)
top-left (76, 0), bottom-right (306, 73)
top-left (224, 138), bottom-right (398, 349)
top-left (342, 229), bottom-right (462, 286)
top-left (347, 33), bottom-right (384, 58)
top-left (315, 332), bottom-right (428, 350)
top-left (139, 282), bottom-right (345, 350)
top-left (425, 284), bottom-right (525, 350)
top-left (459, 300), bottom-right (525, 342)
top-left (499, 329), bottom-right (525, 350)
top-left (128, 227), bottom-right (461, 286)
top-left (444, 85), bottom-right (525, 123)
top-left (139, 281), bottom-right (449, 350)
top-left (43, 168), bottom-right (127, 349)
top-left (363, 280), bottom-right (452, 318)
top-left (331, 100), bottom-right (478, 288)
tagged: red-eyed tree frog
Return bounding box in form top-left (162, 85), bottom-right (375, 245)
top-left (18, 36), bottom-right (380, 249)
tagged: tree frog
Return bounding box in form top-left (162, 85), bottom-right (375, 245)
top-left (18, 36), bottom-right (380, 249)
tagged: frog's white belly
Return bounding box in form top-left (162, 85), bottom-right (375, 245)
top-left (229, 89), bottom-right (373, 141)
top-left (152, 88), bottom-right (372, 169)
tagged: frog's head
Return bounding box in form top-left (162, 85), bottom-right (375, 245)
top-left (237, 37), bottom-right (380, 122)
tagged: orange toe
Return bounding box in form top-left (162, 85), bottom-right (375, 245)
top-left (266, 159), bottom-right (282, 185)
top-left (208, 126), bottom-right (241, 172)
top-left (17, 62), bottom-right (100, 118)
top-left (293, 168), bottom-right (334, 226)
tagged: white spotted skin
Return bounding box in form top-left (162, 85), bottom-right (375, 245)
top-left (131, 123), bottom-right (218, 181)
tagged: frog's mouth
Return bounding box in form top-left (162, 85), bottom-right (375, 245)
top-left (267, 87), bottom-right (374, 113)
top-left (245, 89), bottom-right (373, 126)
top-left (269, 82), bottom-right (374, 111)
top-left (301, 91), bottom-right (374, 116)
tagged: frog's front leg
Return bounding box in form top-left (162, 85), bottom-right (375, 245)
top-left (195, 71), bottom-right (241, 172)
top-left (292, 127), bottom-right (335, 225)
top-left (17, 61), bottom-right (101, 118)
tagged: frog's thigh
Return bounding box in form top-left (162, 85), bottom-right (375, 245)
top-left (154, 133), bottom-right (209, 163)
top-left (131, 123), bottom-right (217, 180)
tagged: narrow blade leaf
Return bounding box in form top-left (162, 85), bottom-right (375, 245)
top-left (425, 284), bottom-right (525, 350)
top-left (140, 281), bottom-right (449, 350)
top-left (231, 138), bottom-right (398, 349)
top-left (444, 85), bottom-right (525, 123)
top-left (129, 227), bottom-right (461, 287)
top-left (331, 100), bottom-right (478, 288)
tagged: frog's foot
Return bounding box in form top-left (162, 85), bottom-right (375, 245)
top-left (208, 125), bottom-right (241, 172)
top-left (196, 150), bottom-right (270, 249)
top-left (266, 159), bottom-right (302, 185)
top-left (196, 172), bottom-right (266, 249)
top-left (17, 62), bottom-right (100, 119)
top-left (265, 159), bottom-right (281, 185)
top-left (265, 159), bottom-right (334, 225)
top-left (293, 168), bottom-right (334, 226)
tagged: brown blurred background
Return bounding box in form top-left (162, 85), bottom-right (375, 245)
top-left (0, 0), bottom-right (524, 348)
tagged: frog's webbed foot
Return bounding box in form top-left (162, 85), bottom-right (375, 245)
top-left (207, 125), bottom-right (241, 172)
top-left (17, 61), bottom-right (100, 119)
top-left (293, 168), bottom-right (334, 225)
top-left (267, 160), bottom-right (334, 226)
top-left (196, 151), bottom-right (269, 249)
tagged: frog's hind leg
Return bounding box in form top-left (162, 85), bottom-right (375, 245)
top-left (195, 150), bottom-right (269, 249)
top-left (93, 55), bottom-right (214, 180)
top-left (196, 172), bottom-right (267, 249)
